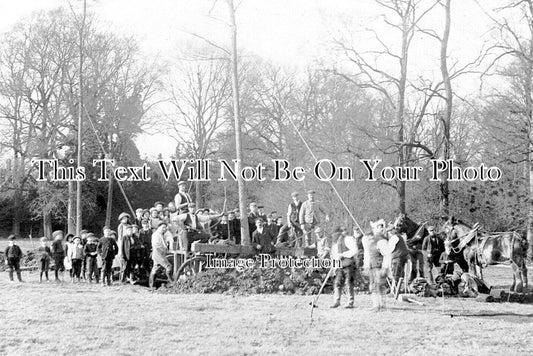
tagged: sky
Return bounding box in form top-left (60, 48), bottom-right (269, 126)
top-left (0, 0), bottom-right (514, 159)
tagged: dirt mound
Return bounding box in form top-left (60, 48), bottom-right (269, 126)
top-left (167, 266), bottom-right (369, 295)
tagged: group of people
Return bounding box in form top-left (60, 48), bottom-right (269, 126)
top-left (5, 184), bottom-right (464, 309)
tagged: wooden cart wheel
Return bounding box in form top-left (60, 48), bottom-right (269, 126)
top-left (176, 256), bottom-right (207, 280)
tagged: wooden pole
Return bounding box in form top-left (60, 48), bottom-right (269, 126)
top-left (76, 0), bottom-right (87, 235)
top-left (226, 0), bottom-right (250, 246)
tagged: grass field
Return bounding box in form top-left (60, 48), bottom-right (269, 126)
top-left (2, 259), bottom-right (533, 356)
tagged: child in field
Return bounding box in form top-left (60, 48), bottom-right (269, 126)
top-left (37, 237), bottom-right (51, 283)
top-left (84, 234), bottom-right (99, 283)
top-left (98, 230), bottom-right (119, 286)
top-left (64, 234), bottom-right (74, 280)
top-left (69, 236), bottom-right (84, 282)
top-left (4, 234), bottom-right (23, 282)
top-left (51, 230), bottom-right (65, 281)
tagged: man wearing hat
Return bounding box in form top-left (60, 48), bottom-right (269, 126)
top-left (172, 202), bottom-right (225, 253)
top-left (330, 226), bottom-right (357, 308)
top-left (4, 235), bottom-right (23, 282)
top-left (227, 210), bottom-right (241, 244)
top-left (149, 222), bottom-right (173, 288)
top-left (51, 230), bottom-right (65, 282)
top-left (117, 212), bottom-right (131, 243)
top-left (286, 192), bottom-right (303, 244)
top-left (174, 181), bottom-right (193, 214)
top-left (118, 224), bottom-right (135, 284)
top-left (299, 190), bottom-right (330, 247)
top-left (98, 230), bottom-right (119, 286)
top-left (422, 225), bottom-right (445, 283)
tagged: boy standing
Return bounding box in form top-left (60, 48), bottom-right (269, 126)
top-left (69, 236), bottom-right (84, 282)
top-left (37, 237), bottom-right (51, 283)
top-left (84, 234), bottom-right (99, 283)
top-left (330, 227), bottom-right (357, 308)
top-left (98, 230), bottom-right (119, 286)
top-left (4, 235), bottom-right (23, 283)
top-left (50, 230), bottom-right (65, 282)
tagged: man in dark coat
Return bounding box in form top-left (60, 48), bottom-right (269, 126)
top-left (98, 230), bottom-right (119, 286)
top-left (252, 218), bottom-right (275, 254)
top-left (422, 225), bottom-right (445, 283)
top-left (227, 210), bottom-right (241, 244)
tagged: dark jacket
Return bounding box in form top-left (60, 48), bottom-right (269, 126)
top-left (98, 237), bottom-right (118, 261)
top-left (252, 228), bottom-right (275, 254)
top-left (5, 244), bottom-right (22, 260)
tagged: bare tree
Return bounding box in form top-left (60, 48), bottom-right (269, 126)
top-left (165, 54), bottom-right (231, 207)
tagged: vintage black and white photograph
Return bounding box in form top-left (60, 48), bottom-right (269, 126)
top-left (1, 0), bottom-right (533, 355)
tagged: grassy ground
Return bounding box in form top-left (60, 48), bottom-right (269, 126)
top-left (1, 264), bottom-right (533, 355)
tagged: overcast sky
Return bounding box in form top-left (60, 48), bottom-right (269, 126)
top-left (0, 0), bottom-right (514, 159)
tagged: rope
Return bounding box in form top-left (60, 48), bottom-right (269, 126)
top-left (83, 106), bottom-right (136, 218)
top-left (275, 98), bottom-right (363, 233)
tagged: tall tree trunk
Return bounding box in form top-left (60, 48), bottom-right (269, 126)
top-left (43, 208), bottom-right (52, 238)
top-left (440, 0), bottom-right (452, 217)
top-left (227, 0), bottom-right (250, 245)
top-left (105, 172), bottom-right (113, 227)
top-left (76, 0), bottom-right (87, 235)
top-left (12, 155), bottom-right (21, 236)
top-left (68, 181), bottom-right (76, 234)
top-left (396, 10), bottom-right (410, 215)
top-left (195, 180), bottom-right (203, 209)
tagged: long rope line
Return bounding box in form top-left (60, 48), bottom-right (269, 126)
top-left (83, 106), bottom-right (136, 218)
top-left (275, 98), bottom-right (363, 233)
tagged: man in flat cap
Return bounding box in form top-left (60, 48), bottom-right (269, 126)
top-left (174, 181), bottom-right (193, 214)
top-left (287, 191), bottom-right (303, 246)
top-left (422, 225), bottom-right (444, 283)
top-left (299, 190), bottom-right (330, 247)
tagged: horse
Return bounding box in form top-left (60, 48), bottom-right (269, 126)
top-left (442, 217), bottom-right (528, 292)
top-left (393, 214), bottom-right (430, 282)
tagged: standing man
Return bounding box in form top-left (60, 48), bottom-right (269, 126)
top-left (174, 181), bottom-right (193, 214)
top-left (422, 225), bottom-right (444, 283)
top-left (299, 190), bottom-right (330, 247)
top-left (330, 227), bottom-right (358, 308)
top-left (149, 222), bottom-right (173, 289)
top-left (379, 227), bottom-right (409, 288)
top-left (287, 192), bottom-right (303, 246)
top-left (247, 202), bottom-right (265, 234)
top-left (363, 219), bottom-right (388, 312)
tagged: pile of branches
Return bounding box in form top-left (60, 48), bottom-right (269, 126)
top-left (167, 266), bottom-right (368, 295)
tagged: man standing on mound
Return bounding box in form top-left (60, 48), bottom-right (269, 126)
top-left (330, 226), bottom-right (358, 309)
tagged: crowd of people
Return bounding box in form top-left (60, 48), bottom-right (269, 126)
top-left (4, 184), bottom-right (474, 306)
